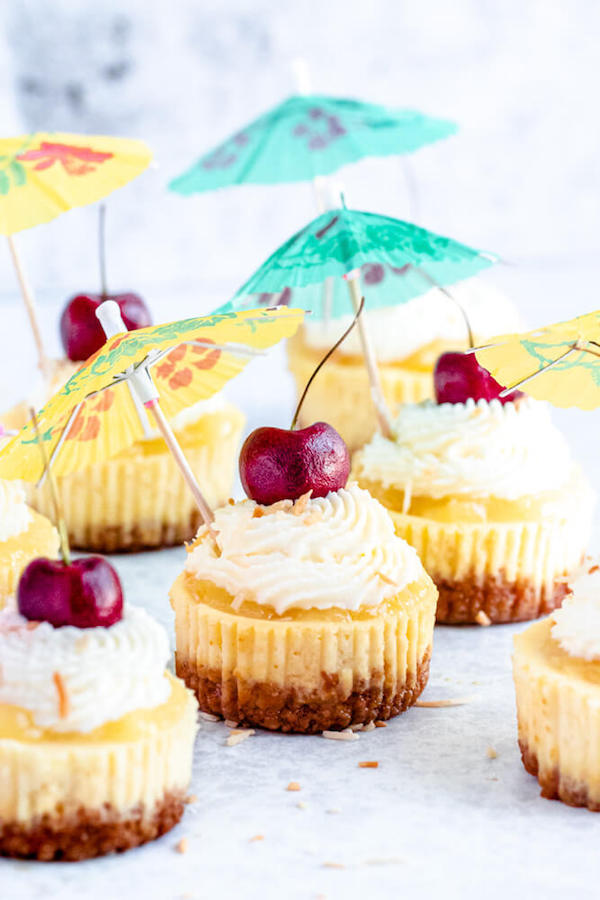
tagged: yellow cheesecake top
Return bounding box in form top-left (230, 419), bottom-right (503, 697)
top-left (354, 397), bottom-right (573, 501)
top-left (0, 605), bottom-right (171, 733)
top-left (185, 484), bottom-right (425, 615)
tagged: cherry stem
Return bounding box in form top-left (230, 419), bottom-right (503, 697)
top-left (29, 407), bottom-right (71, 566)
top-left (99, 204), bottom-right (108, 299)
top-left (291, 295), bottom-right (365, 430)
top-left (411, 266), bottom-right (474, 349)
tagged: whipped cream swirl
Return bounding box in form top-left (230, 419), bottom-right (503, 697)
top-left (303, 277), bottom-right (522, 362)
top-left (552, 570), bottom-right (600, 661)
top-left (0, 479), bottom-right (31, 542)
top-left (355, 398), bottom-right (573, 501)
top-left (185, 484), bottom-right (424, 614)
top-left (0, 605), bottom-right (171, 733)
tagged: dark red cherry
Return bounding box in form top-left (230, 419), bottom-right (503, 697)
top-left (239, 422), bottom-right (350, 506)
top-left (17, 556), bottom-right (124, 629)
top-left (60, 292), bottom-right (151, 361)
top-left (434, 351), bottom-right (524, 405)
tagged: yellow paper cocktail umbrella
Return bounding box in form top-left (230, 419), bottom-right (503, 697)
top-left (474, 310), bottom-right (600, 409)
top-left (0, 304), bottom-right (304, 524)
top-left (0, 132), bottom-right (152, 374)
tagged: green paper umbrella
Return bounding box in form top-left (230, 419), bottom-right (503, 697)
top-left (220, 206), bottom-right (495, 435)
top-left (222, 207), bottom-right (496, 319)
top-left (169, 95), bottom-right (456, 194)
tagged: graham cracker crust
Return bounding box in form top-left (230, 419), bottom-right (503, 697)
top-left (519, 741), bottom-right (600, 812)
top-left (176, 649), bottom-right (431, 733)
top-left (0, 790), bottom-right (186, 861)
top-left (435, 574), bottom-right (569, 625)
top-left (69, 511), bottom-right (203, 553)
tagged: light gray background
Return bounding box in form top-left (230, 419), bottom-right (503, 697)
top-left (1, 2), bottom-right (600, 898)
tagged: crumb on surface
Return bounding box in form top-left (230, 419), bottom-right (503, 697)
top-left (286, 781), bottom-right (301, 792)
top-left (224, 719), bottom-right (239, 728)
top-left (249, 834), bottom-right (264, 842)
top-left (486, 746), bottom-right (498, 759)
top-left (589, 564), bottom-right (599, 574)
top-left (415, 697), bottom-right (473, 708)
top-left (186, 794), bottom-right (198, 804)
top-left (358, 761), bottom-right (379, 768)
top-left (175, 838), bottom-right (188, 854)
top-left (475, 610), bottom-right (491, 626)
top-left (323, 861), bottom-right (345, 869)
top-left (226, 729), bottom-right (255, 747)
top-left (322, 730), bottom-right (359, 741)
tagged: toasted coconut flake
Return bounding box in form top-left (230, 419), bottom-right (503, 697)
top-left (53, 672), bottom-right (70, 719)
top-left (590, 564), bottom-right (599, 574)
top-left (226, 729), bottom-right (254, 747)
top-left (292, 490), bottom-right (313, 515)
top-left (377, 571), bottom-right (397, 586)
top-left (269, 499), bottom-right (294, 513)
top-left (198, 710), bottom-right (220, 723)
top-left (374, 720), bottom-right (387, 728)
top-left (486, 746), bottom-right (498, 759)
top-left (249, 834), bottom-right (264, 842)
top-left (322, 730), bottom-right (359, 742)
top-left (224, 719), bottom-right (239, 728)
top-left (360, 722), bottom-right (376, 733)
top-left (415, 697), bottom-right (473, 708)
top-left (286, 781), bottom-right (301, 792)
top-left (252, 507), bottom-right (265, 518)
top-left (475, 610), bottom-right (491, 626)
top-left (175, 838), bottom-right (188, 854)
top-left (358, 761), bottom-right (379, 768)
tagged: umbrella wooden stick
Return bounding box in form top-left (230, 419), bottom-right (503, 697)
top-left (290, 57), bottom-right (329, 215)
top-left (345, 271), bottom-right (393, 438)
top-left (95, 301), bottom-right (216, 530)
top-left (7, 235), bottom-right (50, 378)
top-left (144, 398), bottom-right (214, 525)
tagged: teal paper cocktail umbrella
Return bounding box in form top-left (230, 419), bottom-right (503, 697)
top-left (221, 206), bottom-right (496, 434)
top-left (169, 96), bottom-right (456, 194)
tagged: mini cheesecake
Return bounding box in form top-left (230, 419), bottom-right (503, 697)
top-left (0, 602), bottom-right (198, 860)
top-left (287, 277), bottom-right (522, 450)
top-left (171, 484), bottom-right (437, 733)
top-left (514, 569), bottom-right (600, 810)
top-left (354, 397), bottom-right (593, 624)
top-left (0, 480), bottom-right (59, 608)
top-left (29, 398), bottom-right (245, 552)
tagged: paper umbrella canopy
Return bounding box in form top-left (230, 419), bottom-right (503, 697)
top-left (169, 95), bottom-right (456, 193)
